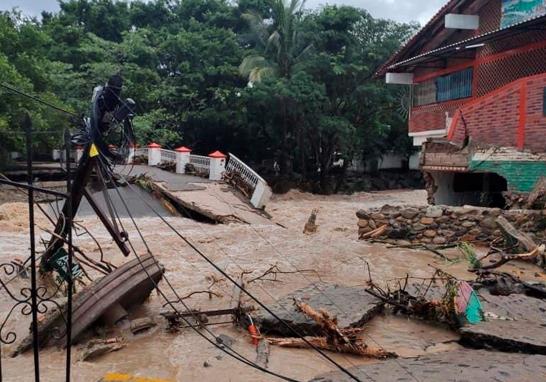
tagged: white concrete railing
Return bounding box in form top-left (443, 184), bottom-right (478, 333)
top-left (189, 154), bottom-right (211, 174)
top-left (227, 153), bottom-right (272, 209)
top-left (226, 153), bottom-right (261, 189)
top-left (128, 144), bottom-right (271, 209)
top-left (160, 148), bottom-right (176, 163)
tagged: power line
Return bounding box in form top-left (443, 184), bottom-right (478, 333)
top-left (92, 88), bottom-right (357, 381)
top-left (104, 164), bottom-right (363, 382)
top-left (95, 158), bottom-right (301, 382)
top-left (109, 165), bottom-right (367, 377)
top-left (208, 186), bottom-right (420, 382)
top-left (178, 174), bottom-right (418, 382)
top-left (160, 180), bottom-right (374, 378)
top-left (0, 82), bottom-right (79, 118)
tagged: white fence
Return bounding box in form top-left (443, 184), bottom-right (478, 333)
top-left (124, 145), bottom-right (271, 209)
top-left (226, 153), bottom-right (272, 209)
top-left (226, 153), bottom-right (262, 190)
top-left (160, 149), bottom-right (176, 163)
top-left (189, 154), bottom-right (211, 173)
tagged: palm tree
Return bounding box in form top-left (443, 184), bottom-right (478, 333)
top-left (239, 0), bottom-right (312, 82)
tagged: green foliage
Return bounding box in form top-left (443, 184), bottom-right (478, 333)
top-left (132, 109), bottom-right (181, 146)
top-left (459, 242), bottom-right (482, 269)
top-left (0, 0), bottom-right (417, 191)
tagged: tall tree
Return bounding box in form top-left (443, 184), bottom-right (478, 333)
top-left (239, 0), bottom-right (311, 81)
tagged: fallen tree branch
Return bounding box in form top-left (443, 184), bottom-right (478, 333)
top-left (359, 224), bottom-right (387, 240)
top-left (267, 337), bottom-right (395, 358)
top-left (479, 244), bottom-right (545, 270)
top-left (180, 290), bottom-right (222, 300)
top-left (291, 300), bottom-right (395, 359)
top-left (246, 263), bottom-right (321, 284)
top-left (496, 216), bottom-right (537, 252)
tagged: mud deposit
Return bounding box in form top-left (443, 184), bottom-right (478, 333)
top-left (0, 189), bottom-right (542, 381)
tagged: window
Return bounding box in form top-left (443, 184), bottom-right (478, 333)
top-left (413, 68), bottom-right (473, 106)
top-left (436, 68), bottom-right (473, 102)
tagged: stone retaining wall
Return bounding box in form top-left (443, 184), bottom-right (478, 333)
top-left (356, 205), bottom-right (546, 245)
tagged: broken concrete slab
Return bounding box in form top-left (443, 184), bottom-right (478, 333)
top-left (168, 183), bottom-right (273, 225)
top-left (460, 319), bottom-right (546, 354)
top-left (479, 290), bottom-right (546, 323)
top-left (253, 283), bottom-right (383, 336)
top-left (458, 289), bottom-right (546, 354)
top-left (309, 350), bottom-right (546, 381)
top-left (126, 165), bottom-right (272, 224)
top-left (121, 165), bottom-right (209, 192)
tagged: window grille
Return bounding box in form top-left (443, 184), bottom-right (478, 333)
top-left (436, 68), bottom-right (473, 102)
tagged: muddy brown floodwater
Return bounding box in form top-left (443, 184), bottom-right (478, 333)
top-left (0, 189), bottom-right (542, 381)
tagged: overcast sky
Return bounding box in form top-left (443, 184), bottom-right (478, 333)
top-left (0, 0), bottom-right (446, 24)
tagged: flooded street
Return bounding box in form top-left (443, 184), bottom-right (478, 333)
top-left (0, 188), bottom-right (539, 381)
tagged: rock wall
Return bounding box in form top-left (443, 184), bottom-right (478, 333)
top-left (356, 205), bottom-right (546, 245)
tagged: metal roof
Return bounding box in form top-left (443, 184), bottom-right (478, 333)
top-left (386, 13), bottom-right (546, 72)
top-left (376, 0), bottom-right (465, 76)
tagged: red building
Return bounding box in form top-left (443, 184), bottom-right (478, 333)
top-left (378, 0), bottom-right (546, 207)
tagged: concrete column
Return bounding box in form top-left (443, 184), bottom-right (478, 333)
top-left (148, 142), bottom-right (161, 166)
top-left (76, 145), bottom-right (84, 162)
top-left (175, 146), bottom-right (192, 174)
top-left (208, 150), bottom-right (226, 181)
top-left (127, 144), bottom-right (136, 164)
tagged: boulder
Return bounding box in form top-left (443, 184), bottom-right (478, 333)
top-left (401, 208), bottom-right (419, 219)
top-left (412, 223), bottom-right (426, 232)
top-left (440, 229), bottom-right (456, 238)
top-left (432, 236), bottom-right (447, 245)
top-left (480, 217), bottom-right (497, 230)
top-left (357, 219), bottom-right (369, 228)
top-left (356, 210), bottom-right (370, 219)
top-left (420, 217), bottom-right (434, 225)
top-left (370, 213), bottom-right (385, 221)
top-left (380, 205), bottom-right (400, 215)
top-left (423, 230), bottom-right (436, 238)
top-left (435, 216), bottom-right (450, 224)
top-left (425, 206), bottom-right (443, 218)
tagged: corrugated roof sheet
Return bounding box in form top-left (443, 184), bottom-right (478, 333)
top-left (387, 12), bottom-right (546, 71)
top-left (376, 0), bottom-right (546, 76)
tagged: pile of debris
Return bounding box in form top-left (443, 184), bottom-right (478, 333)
top-left (303, 264), bottom-right (546, 381)
top-left (248, 283), bottom-right (394, 359)
top-left (356, 204), bottom-right (546, 246)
